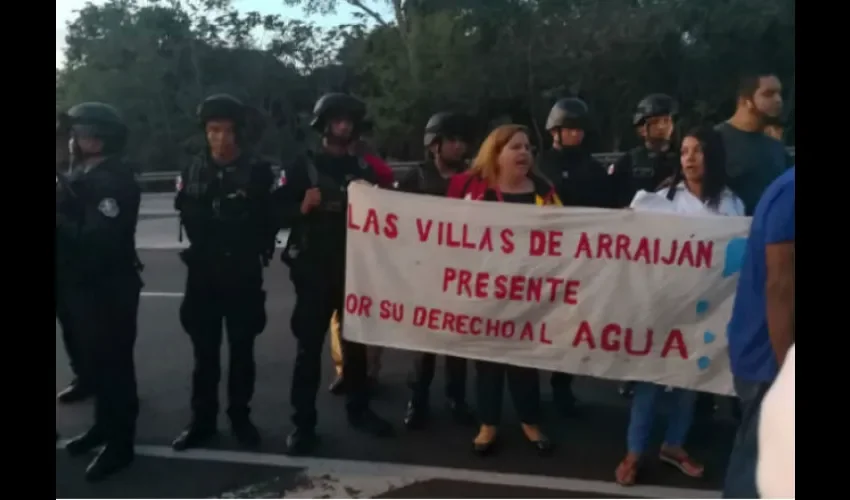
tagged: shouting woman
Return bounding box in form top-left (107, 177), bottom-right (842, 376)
top-left (446, 124), bottom-right (560, 456)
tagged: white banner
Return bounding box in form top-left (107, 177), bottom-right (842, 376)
top-left (343, 185), bottom-right (751, 396)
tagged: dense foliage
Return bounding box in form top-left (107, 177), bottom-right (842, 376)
top-left (56, 0), bottom-right (795, 171)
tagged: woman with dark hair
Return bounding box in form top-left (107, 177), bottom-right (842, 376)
top-left (615, 126), bottom-right (744, 487)
top-left (634, 126), bottom-right (745, 216)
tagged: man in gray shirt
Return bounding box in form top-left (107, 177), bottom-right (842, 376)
top-left (716, 71), bottom-right (789, 215)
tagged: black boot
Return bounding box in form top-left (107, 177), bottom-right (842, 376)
top-left (448, 400), bottom-right (476, 426)
top-left (348, 408), bottom-right (394, 437)
top-left (171, 418), bottom-right (217, 451)
top-left (84, 442), bottom-right (134, 482)
top-left (57, 380), bottom-right (91, 404)
top-left (328, 376), bottom-right (347, 395)
top-left (66, 428), bottom-right (105, 457)
top-left (285, 428), bottom-right (319, 456)
top-left (230, 416), bottom-right (260, 449)
top-left (403, 400), bottom-right (430, 430)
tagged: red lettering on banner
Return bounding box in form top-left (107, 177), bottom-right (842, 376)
top-left (344, 294), bottom-right (373, 317)
top-left (500, 229), bottom-right (515, 254)
top-left (573, 232), bottom-right (714, 268)
top-left (661, 329), bottom-right (689, 359)
top-left (347, 205), bottom-right (399, 239)
top-left (410, 306), bottom-right (551, 344)
top-left (442, 267), bottom-right (581, 304)
top-left (378, 300), bottom-right (404, 323)
top-left (529, 230), bottom-right (563, 257)
top-left (571, 321), bottom-right (688, 359)
top-left (413, 219), bottom-right (521, 254)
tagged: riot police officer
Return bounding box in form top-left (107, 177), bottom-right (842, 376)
top-left (57, 102), bottom-right (143, 482)
top-left (171, 94), bottom-right (278, 451)
top-left (277, 92), bottom-right (393, 456)
top-left (398, 111), bottom-right (476, 430)
top-left (609, 94), bottom-right (680, 208)
top-left (56, 113), bottom-right (91, 405)
top-left (536, 97), bottom-right (613, 416)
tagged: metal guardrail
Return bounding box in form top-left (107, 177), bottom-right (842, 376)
top-left (138, 148), bottom-right (796, 184)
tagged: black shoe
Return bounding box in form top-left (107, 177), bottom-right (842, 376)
top-left (527, 435), bottom-right (554, 456)
top-left (285, 428), bottom-right (319, 456)
top-left (57, 381), bottom-right (91, 404)
top-left (448, 400), bottom-right (476, 426)
top-left (85, 443), bottom-right (134, 482)
top-left (171, 422), bottom-right (217, 451)
top-left (231, 418), bottom-right (260, 449)
top-left (473, 437), bottom-right (499, 456)
top-left (66, 429), bottom-right (105, 457)
top-left (329, 376), bottom-right (347, 395)
top-left (348, 409), bottom-right (394, 437)
top-left (403, 401), bottom-right (430, 430)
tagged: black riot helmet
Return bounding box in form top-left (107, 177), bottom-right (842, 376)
top-left (633, 94), bottom-right (678, 127)
top-left (310, 93), bottom-right (367, 134)
top-left (61, 102), bottom-right (128, 155)
top-left (545, 98), bottom-right (590, 131)
top-left (423, 111), bottom-right (475, 147)
top-left (197, 93), bottom-right (246, 128)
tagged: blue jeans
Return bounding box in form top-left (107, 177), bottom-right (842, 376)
top-left (723, 377), bottom-right (771, 498)
top-left (627, 382), bottom-right (697, 454)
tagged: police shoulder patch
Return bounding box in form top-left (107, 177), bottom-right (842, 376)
top-left (98, 198), bottom-right (120, 218)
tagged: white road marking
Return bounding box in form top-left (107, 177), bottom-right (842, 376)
top-left (55, 442), bottom-right (720, 499)
top-left (218, 472), bottom-right (416, 499)
top-left (141, 291), bottom-right (184, 298)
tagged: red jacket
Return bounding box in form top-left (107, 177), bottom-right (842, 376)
top-left (362, 153), bottom-right (395, 189)
top-left (446, 171), bottom-right (561, 205)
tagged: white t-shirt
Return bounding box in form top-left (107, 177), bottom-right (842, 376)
top-left (630, 183), bottom-right (746, 217)
top-left (757, 344), bottom-right (795, 499)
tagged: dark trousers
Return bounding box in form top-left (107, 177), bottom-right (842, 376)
top-left (57, 292), bottom-right (85, 386)
top-left (67, 280), bottom-right (141, 444)
top-left (409, 353), bottom-right (467, 406)
top-left (550, 372), bottom-right (575, 402)
top-left (179, 257), bottom-right (266, 423)
top-left (723, 378), bottom-right (772, 498)
top-left (475, 361), bottom-right (541, 426)
top-left (289, 268), bottom-right (371, 430)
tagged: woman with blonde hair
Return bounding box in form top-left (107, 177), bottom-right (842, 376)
top-left (446, 124), bottom-right (558, 456)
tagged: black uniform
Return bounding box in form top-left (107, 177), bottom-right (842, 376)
top-left (57, 102), bottom-right (142, 482)
top-left (56, 158), bottom-right (91, 404)
top-left (609, 94), bottom-right (680, 208)
top-left (280, 93), bottom-right (393, 456)
top-left (172, 94), bottom-right (277, 451)
top-left (539, 97), bottom-right (614, 414)
top-left (609, 146), bottom-right (679, 207)
top-left (398, 160), bottom-right (473, 428)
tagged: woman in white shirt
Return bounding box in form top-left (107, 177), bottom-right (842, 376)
top-left (615, 126), bottom-right (745, 486)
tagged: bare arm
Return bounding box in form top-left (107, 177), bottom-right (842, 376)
top-left (763, 182), bottom-right (795, 365)
top-left (765, 242), bottom-right (794, 365)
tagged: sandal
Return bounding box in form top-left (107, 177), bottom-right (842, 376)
top-left (615, 455), bottom-right (640, 486)
top-left (659, 449), bottom-right (704, 478)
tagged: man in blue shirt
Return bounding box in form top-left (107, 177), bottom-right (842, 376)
top-left (724, 167), bottom-right (795, 498)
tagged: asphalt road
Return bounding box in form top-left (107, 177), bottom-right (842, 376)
top-left (56, 204), bottom-right (735, 498)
